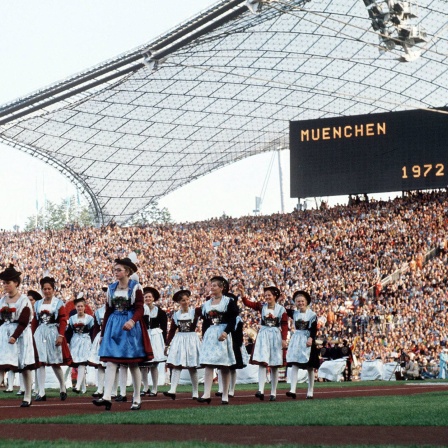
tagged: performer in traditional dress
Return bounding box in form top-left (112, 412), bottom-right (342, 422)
top-left (286, 290), bottom-right (319, 399)
top-left (238, 283), bottom-right (288, 401)
top-left (88, 287), bottom-right (107, 397)
top-left (0, 265), bottom-right (36, 407)
top-left (66, 296), bottom-right (94, 393)
top-left (215, 291), bottom-right (248, 399)
top-left (140, 287), bottom-right (167, 397)
top-left (197, 276), bottom-right (238, 405)
top-left (93, 257), bottom-right (152, 411)
top-left (24, 290), bottom-right (42, 397)
top-left (163, 289), bottom-right (201, 400)
top-left (32, 276), bottom-right (71, 401)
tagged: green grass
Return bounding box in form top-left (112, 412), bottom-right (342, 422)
top-left (1, 379), bottom-right (444, 402)
top-left (3, 392), bottom-right (447, 426)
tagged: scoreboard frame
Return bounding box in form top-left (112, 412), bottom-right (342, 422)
top-left (290, 108), bottom-right (448, 198)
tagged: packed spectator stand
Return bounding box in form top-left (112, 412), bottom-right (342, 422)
top-left (1, 190), bottom-right (447, 380)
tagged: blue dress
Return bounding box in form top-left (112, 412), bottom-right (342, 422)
top-left (99, 280), bottom-right (152, 363)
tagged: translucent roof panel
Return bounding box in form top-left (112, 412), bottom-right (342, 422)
top-left (0, 0), bottom-right (447, 224)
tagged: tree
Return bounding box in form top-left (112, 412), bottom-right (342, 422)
top-left (24, 196), bottom-right (95, 231)
top-left (130, 201), bottom-right (172, 226)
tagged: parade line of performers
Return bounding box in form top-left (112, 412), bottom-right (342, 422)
top-left (0, 259), bottom-right (320, 410)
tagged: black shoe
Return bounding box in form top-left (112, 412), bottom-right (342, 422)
top-left (60, 392), bottom-right (68, 401)
top-left (148, 391), bottom-right (158, 397)
top-left (215, 392), bottom-right (223, 397)
top-left (35, 395), bottom-right (47, 401)
top-left (72, 387), bottom-right (80, 394)
top-left (115, 395), bottom-right (127, 402)
top-left (130, 402), bottom-right (141, 410)
top-left (197, 397), bottom-right (211, 404)
top-left (306, 395), bottom-right (314, 399)
top-left (163, 391), bottom-right (176, 400)
top-left (221, 400), bottom-right (228, 405)
top-left (255, 391), bottom-right (264, 401)
top-left (16, 390), bottom-right (25, 396)
top-left (92, 398), bottom-right (112, 411)
top-left (20, 400), bottom-right (32, 407)
top-left (286, 391), bottom-right (296, 399)
top-left (3, 390), bottom-right (13, 393)
top-left (140, 391), bottom-right (146, 397)
top-left (269, 395), bottom-right (276, 401)
top-left (192, 396), bottom-right (198, 400)
top-left (229, 394), bottom-right (234, 398)
top-left (92, 392), bottom-right (103, 398)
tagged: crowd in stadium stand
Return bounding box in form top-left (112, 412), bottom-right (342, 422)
top-left (1, 189), bottom-right (447, 380)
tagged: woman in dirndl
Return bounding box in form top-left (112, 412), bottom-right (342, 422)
top-left (32, 276), bottom-right (72, 401)
top-left (66, 296), bottom-right (94, 393)
top-left (197, 276), bottom-right (238, 405)
top-left (93, 257), bottom-right (152, 411)
top-left (286, 290), bottom-right (320, 399)
top-left (140, 287), bottom-right (167, 397)
top-left (88, 287), bottom-right (107, 398)
top-left (163, 289), bottom-right (201, 400)
top-left (0, 264), bottom-right (36, 407)
top-left (238, 283), bottom-right (288, 401)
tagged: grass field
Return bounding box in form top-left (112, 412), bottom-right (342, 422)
top-left (0, 381), bottom-right (446, 448)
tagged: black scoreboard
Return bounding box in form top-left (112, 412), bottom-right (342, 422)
top-left (290, 108), bottom-right (448, 198)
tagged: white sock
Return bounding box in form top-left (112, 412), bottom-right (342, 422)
top-left (307, 369), bottom-right (315, 397)
top-left (119, 365), bottom-right (128, 396)
top-left (220, 367), bottom-right (230, 401)
top-left (202, 367), bottom-right (213, 399)
top-left (7, 371), bottom-right (14, 391)
top-left (76, 365), bottom-right (86, 390)
top-left (37, 367), bottom-right (46, 397)
top-left (150, 365), bottom-right (159, 393)
top-left (129, 364), bottom-right (142, 404)
top-left (97, 367), bottom-right (105, 394)
top-left (229, 370), bottom-right (236, 395)
top-left (22, 370), bottom-right (33, 403)
top-left (169, 368), bottom-right (181, 394)
top-left (289, 365), bottom-right (298, 393)
top-left (217, 369), bottom-right (223, 393)
top-left (271, 367), bottom-right (279, 396)
top-left (33, 370), bottom-right (39, 393)
top-left (103, 362), bottom-right (118, 401)
top-left (52, 366), bottom-right (66, 393)
top-left (189, 368), bottom-right (199, 398)
top-left (19, 372), bottom-right (25, 392)
top-left (258, 366), bottom-right (267, 393)
top-left (111, 366), bottom-right (119, 396)
top-left (141, 367), bottom-right (149, 391)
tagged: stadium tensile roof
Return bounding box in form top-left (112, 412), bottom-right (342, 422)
top-left (0, 0), bottom-right (447, 225)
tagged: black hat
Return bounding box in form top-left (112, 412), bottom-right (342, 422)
top-left (27, 290), bottom-right (42, 302)
top-left (39, 276), bottom-right (56, 289)
top-left (264, 286), bottom-right (281, 300)
top-left (114, 257), bottom-right (138, 273)
top-left (173, 289), bottom-right (191, 303)
top-left (143, 286), bottom-right (160, 301)
top-left (101, 286), bottom-right (108, 292)
top-left (210, 276), bottom-right (229, 294)
top-left (292, 290), bottom-right (312, 305)
top-left (0, 264), bottom-right (21, 282)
